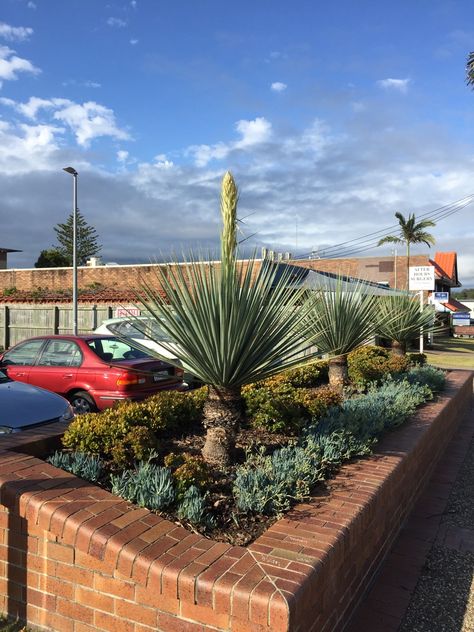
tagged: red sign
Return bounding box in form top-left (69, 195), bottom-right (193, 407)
top-left (114, 307), bottom-right (141, 318)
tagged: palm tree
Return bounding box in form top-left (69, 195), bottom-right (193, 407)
top-left (375, 294), bottom-right (439, 355)
top-left (132, 173), bottom-right (319, 467)
top-left (467, 52), bottom-right (474, 88)
top-left (378, 212), bottom-right (436, 289)
top-left (303, 281), bottom-right (384, 391)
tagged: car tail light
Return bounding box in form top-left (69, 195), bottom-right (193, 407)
top-left (116, 372), bottom-right (146, 386)
top-left (175, 368), bottom-right (184, 378)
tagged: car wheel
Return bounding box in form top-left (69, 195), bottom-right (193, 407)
top-left (69, 391), bottom-right (97, 414)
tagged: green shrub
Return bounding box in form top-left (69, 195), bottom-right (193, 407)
top-left (404, 365), bottom-right (446, 393)
top-left (242, 378), bottom-right (303, 433)
top-left (347, 345), bottom-right (409, 387)
top-left (279, 362), bottom-right (328, 387)
top-left (296, 386), bottom-right (343, 423)
top-left (177, 485), bottom-right (215, 528)
top-left (235, 377), bottom-right (437, 517)
top-left (164, 452), bottom-right (212, 497)
top-left (110, 458), bottom-right (175, 510)
top-left (233, 430), bottom-right (371, 516)
top-left (110, 426), bottom-right (159, 468)
top-left (242, 378), bottom-right (342, 434)
top-left (62, 389), bottom-right (205, 466)
top-left (47, 451), bottom-right (104, 482)
top-left (407, 352), bottom-right (427, 366)
top-left (316, 377), bottom-right (431, 440)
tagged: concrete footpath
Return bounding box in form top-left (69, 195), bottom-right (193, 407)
top-left (347, 376), bottom-right (474, 632)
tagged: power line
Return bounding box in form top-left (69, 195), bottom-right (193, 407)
top-left (293, 194), bottom-right (474, 260)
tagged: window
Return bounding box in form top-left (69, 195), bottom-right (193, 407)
top-left (87, 337), bottom-right (149, 361)
top-left (3, 339), bottom-right (44, 366)
top-left (38, 340), bottom-right (82, 367)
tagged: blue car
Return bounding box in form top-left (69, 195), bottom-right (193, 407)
top-left (0, 369), bottom-right (74, 434)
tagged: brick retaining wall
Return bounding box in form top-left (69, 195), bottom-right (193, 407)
top-left (0, 371), bottom-right (472, 631)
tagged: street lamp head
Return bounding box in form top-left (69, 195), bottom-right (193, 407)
top-left (63, 166), bottom-right (78, 176)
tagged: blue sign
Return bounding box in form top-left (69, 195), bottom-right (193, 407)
top-left (453, 315), bottom-right (471, 326)
top-left (434, 292), bottom-right (449, 301)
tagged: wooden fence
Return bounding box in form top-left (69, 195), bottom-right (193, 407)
top-left (0, 304), bottom-right (115, 349)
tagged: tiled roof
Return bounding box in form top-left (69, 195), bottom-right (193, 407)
top-left (440, 298), bottom-right (470, 313)
top-left (433, 252), bottom-right (457, 283)
top-left (0, 288), bottom-right (166, 304)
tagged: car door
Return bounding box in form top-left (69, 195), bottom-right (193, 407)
top-left (29, 339), bottom-right (82, 397)
top-left (1, 339), bottom-right (46, 384)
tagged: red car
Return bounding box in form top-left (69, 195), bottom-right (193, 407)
top-left (0, 335), bottom-right (185, 414)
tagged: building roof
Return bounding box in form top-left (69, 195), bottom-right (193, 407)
top-left (0, 248), bottom-right (22, 253)
top-left (440, 298), bottom-right (470, 313)
top-left (431, 252), bottom-right (460, 287)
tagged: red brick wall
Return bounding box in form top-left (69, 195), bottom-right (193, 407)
top-left (0, 371), bottom-right (471, 632)
top-left (0, 255), bottom-right (430, 294)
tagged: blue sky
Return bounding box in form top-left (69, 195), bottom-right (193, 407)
top-left (1, 0), bottom-right (474, 284)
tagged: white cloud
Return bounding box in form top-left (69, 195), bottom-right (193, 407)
top-left (131, 1), bottom-right (137, 7)
top-left (130, 38), bottom-right (139, 45)
top-left (377, 78), bottom-right (411, 93)
top-left (62, 79), bottom-right (101, 88)
top-left (53, 101), bottom-right (130, 146)
top-left (1, 96), bottom-right (130, 146)
top-left (117, 150), bottom-right (129, 162)
top-left (0, 22), bottom-right (33, 42)
top-left (0, 45), bottom-right (40, 84)
top-left (107, 17), bottom-right (127, 28)
top-left (235, 117), bottom-right (272, 147)
top-left (27, 2), bottom-right (37, 9)
top-left (271, 82), bottom-right (287, 93)
top-left (187, 117), bottom-right (272, 167)
top-left (0, 108), bottom-right (473, 285)
top-left (1, 96), bottom-right (69, 119)
top-left (0, 120), bottom-right (64, 174)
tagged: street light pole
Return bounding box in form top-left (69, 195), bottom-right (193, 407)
top-left (63, 167), bottom-right (78, 335)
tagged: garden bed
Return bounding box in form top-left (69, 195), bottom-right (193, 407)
top-left (0, 370), bottom-right (471, 632)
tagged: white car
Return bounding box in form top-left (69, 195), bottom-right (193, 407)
top-left (94, 317), bottom-right (195, 385)
top-left (0, 369), bottom-right (74, 434)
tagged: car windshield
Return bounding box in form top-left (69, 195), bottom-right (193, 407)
top-left (86, 337), bottom-right (150, 361)
top-left (0, 370), bottom-right (10, 383)
top-left (116, 319), bottom-right (174, 342)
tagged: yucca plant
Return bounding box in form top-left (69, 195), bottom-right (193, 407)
top-left (303, 281), bottom-right (385, 390)
top-left (375, 294), bottom-right (439, 355)
top-left (131, 172), bottom-right (319, 466)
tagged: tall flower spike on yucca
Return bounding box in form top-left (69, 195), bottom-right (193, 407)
top-left (220, 171), bottom-right (238, 270)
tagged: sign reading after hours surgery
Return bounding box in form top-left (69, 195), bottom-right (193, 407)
top-left (408, 266), bottom-right (435, 291)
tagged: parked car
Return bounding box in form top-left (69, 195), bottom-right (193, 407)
top-left (0, 369), bottom-right (74, 433)
top-left (0, 335), bottom-right (185, 414)
top-left (94, 316), bottom-right (180, 361)
top-left (95, 317), bottom-right (199, 386)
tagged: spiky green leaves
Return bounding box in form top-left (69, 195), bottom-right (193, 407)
top-left (136, 258), bottom-right (316, 387)
top-left (375, 294), bottom-right (440, 348)
top-left (303, 280), bottom-right (383, 356)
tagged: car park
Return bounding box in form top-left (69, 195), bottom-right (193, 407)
top-left (0, 335), bottom-right (185, 414)
top-left (0, 369), bottom-right (74, 433)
